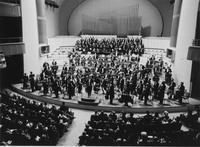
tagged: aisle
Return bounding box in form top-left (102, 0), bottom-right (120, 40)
top-left (57, 109), bottom-right (93, 146)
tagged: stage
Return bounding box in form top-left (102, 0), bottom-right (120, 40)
top-left (11, 83), bottom-right (200, 113)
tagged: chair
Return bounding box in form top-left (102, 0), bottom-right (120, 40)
top-left (183, 92), bottom-right (190, 104)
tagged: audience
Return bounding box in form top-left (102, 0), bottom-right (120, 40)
top-left (179, 107), bottom-right (200, 129)
top-left (0, 91), bottom-right (74, 145)
top-left (79, 110), bottom-right (200, 146)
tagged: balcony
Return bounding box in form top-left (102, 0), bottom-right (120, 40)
top-left (0, 41), bottom-right (25, 56)
top-left (0, 0), bottom-right (20, 5)
top-left (187, 39), bottom-right (200, 61)
top-left (0, 1), bottom-right (21, 17)
top-left (0, 37), bottom-right (22, 44)
top-left (192, 39), bottom-right (200, 46)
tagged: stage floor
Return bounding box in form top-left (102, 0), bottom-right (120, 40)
top-left (12, 83), bottom-right (200, 113)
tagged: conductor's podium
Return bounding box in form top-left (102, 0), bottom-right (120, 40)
top-left (78, 97), bottom-right (100, 106)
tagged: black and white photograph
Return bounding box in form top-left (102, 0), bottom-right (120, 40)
top-left (0, 0), bottom-right (200, 146)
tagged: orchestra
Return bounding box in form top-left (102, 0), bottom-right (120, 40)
top-left (21, 37), bottom-right (186, 106)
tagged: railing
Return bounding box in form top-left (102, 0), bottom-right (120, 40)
top-left (0, 42), bottom-right (25, 56)
top-left (0, 37), bottom-right (23, 44)
top-left (192, 39), bottom-right (200, 46)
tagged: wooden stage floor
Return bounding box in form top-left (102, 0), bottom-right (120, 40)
top-left (11, 83), bottom-right (200, 113)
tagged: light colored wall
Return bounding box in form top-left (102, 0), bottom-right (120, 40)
top-left (143, 37), bottom-right (170, 49)
top-left (45, 5), bottom-right (60, 37)
top-left (67, 0), bottom-right (162, 36)
top-left (21, 0), bottom-right (40, 74)
top-left (51, 0), bottom-right (173, 36)
top-left (44, 0), bottom-right (64, 37)
top-left (21, 0), bottom-right (47, 74)
top-left (149, 0), bottom-right (173, 37)
top-left (173, 0), bottom-right (199, 91)
top-left (59, 0), bottom-right (84, 35)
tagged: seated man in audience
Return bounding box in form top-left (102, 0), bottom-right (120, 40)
top-left (161, 111), bottom-right (170, 123)
top-left (59, 102), bottom-right (69, 112)
top-left (109, 111), bottom-right (117, 122)
top-left (142, 111), bottom-right (153, 124)
top-left (99, 111), bottom-right (108, 122)
top-left (91, 111), bottom-right (100, 122)
top-left (79, 131), bottom-right (89, 146)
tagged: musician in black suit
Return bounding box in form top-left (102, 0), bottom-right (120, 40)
top-left (52, 78), bottom-right (60, 98)
top-left (68, 80), bottom-right (75, 99)
top-left (42, 77), bottom-right (48, 95)
top-left (22, 73), bottom-right (29, 89)
top-left (137, 80), bottom-right (143, 100)
top-left (120, 77), bottom-right (125, 93)
top-left (158, 82), bottom-right (166, 104)
top-left (29, 72), bottom-right (35, 92)
top-left (168, 79), bottom-right (176, 99)
top-left (119, 93), bottom-right (133, 106)
top-left (143, 83), bottom-right (151, 105)
top-left (86, 78), bottom-right (93, 98)
top-left (152, 81), bottom-right (159, 100)
top-left (130, 73), bottom-right (137, 95)
top-left (109, 82), bottom-right (115, 104)
top-left (178, 82), bottom-right (185, 104)
top-left (77, 79), bottom-right (82, 94)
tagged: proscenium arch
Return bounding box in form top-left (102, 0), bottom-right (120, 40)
top-left (59, 0), bottom-right (85, 35)
top-left (148, 0), bottom-right (174, 37)
top-left (59, 0), bottom-right (173, 36)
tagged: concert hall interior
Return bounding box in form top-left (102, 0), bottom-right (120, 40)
top-left (0, 0), bottom-right (200, 146)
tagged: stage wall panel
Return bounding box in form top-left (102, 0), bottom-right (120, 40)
top-left (68, 0), bottom-right (163, 36)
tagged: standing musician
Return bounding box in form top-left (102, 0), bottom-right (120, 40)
top-left (143, 83), bottom-right (151, 105)
top-left (109, 81), bottom-right (115, 104)
top-left (158, 82), bottom-right (166, 105)
top-left (86, 77), bottom-right (93, 98)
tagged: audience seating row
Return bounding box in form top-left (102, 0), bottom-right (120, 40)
top-left (0, 91), bottom-right (74, 145)
top-left (79, 110), bottom-right (200, 146)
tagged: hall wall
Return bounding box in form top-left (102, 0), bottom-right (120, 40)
top-left (148, 0), bottom-right (174, 37)
top-left (67, 0), bottom-right (163, 36)
top-left (44, 0), bottom-right (173, 37)
top-left (45, 3), bottom-right (61, 37)
top-left (21, 0), bottom-right (48, 74)
top-left (172, 0), bottom-right (199, 91)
